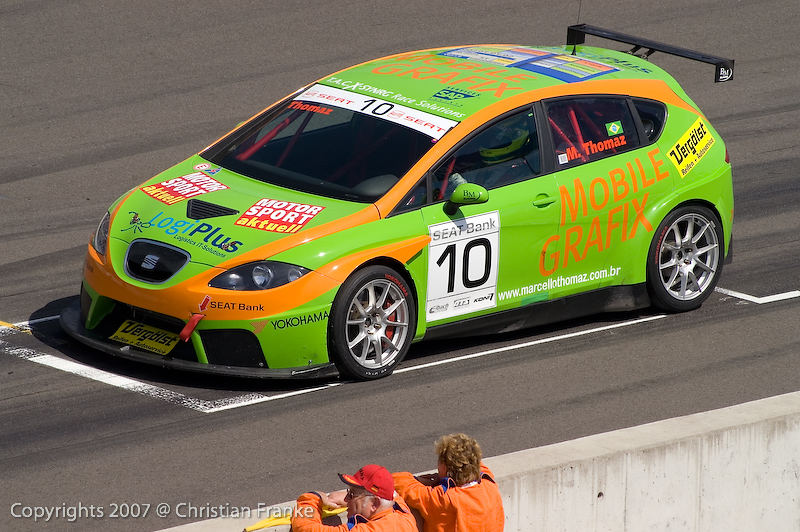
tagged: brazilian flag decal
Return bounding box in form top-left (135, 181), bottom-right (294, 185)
top-left (605, 121), bottom-right (623, 136)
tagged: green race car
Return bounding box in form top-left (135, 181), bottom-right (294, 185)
top-left (61, 25), bottom-right (734, 380)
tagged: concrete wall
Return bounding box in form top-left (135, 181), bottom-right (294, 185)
top-left (162, 391), bottom-right (800, 531)
top-left (489, 391), bottom-right (800, 531)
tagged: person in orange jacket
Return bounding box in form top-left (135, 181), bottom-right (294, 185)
top-left (392, 433), bottom-right (504, 532)
top-left (291, 463), bottom-right (418, 532)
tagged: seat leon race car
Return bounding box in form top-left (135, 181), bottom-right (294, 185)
top-left (61, 25), bottom-right (734, 380)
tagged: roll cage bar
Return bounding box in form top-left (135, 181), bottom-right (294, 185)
top-left (567, 24), bottom-right (734, 82)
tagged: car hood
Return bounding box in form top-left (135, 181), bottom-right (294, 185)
top-left (109, 155), bottom-right (369, 268)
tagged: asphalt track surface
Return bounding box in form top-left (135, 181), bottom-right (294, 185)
top-left (1, 1), bottom-right (799, 530)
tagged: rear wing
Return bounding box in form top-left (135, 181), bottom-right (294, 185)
top-left (567, 24), bottom-right (734, 82)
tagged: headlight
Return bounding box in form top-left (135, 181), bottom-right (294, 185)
top-left (91, 211), bottom-right (110, 256)
top-left (209, 261), bottom-right (310, 290)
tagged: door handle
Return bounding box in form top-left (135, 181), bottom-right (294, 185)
top-left (532, 195), bottom-right (556, 207)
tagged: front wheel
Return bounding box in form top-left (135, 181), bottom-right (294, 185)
top-left (329, 266), bottom-right (416, 380)
top-left (647, 205), bottom-right (724, 312)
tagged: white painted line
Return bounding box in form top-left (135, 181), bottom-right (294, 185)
top-left (2, 313), bottom-right (669, 413)
top-left (0, 340), bottom-right (341, 414)
top-left (0, 326), bottom-right (26, 338)
top-left (2, 342), bottom-right (202, 407)
top-left (202, 383), bottom-right (342, 413)
top-left (24, 315), bottom-right (61, 325)
top-left (394, 314), bottom-right (667, 374)
top-left (715, 287), bottom-right (800, 304)
top-left (0, 315), bottom-right (60, 336)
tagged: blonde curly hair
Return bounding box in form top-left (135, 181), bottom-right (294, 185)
top-left (435, 433), bottom-right (482, 486)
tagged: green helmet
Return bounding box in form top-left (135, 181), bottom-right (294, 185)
top-left (479, 116), bottom-right (530, 164)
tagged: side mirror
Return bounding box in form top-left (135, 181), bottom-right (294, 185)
top-left (444, 183), bottom-right (488, 215)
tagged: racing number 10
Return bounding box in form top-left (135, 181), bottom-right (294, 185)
top-left (426, 211), bottom-right (499, 321)
top-left (361, 99), bottom-right (394, 116)
top-left (435, 238), bottom-right (492, 293)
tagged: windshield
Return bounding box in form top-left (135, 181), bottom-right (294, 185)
top-left (205, 85), bottom-right (455, 202)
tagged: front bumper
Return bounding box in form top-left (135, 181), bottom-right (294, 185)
top-left (59, 298), bottom-right (339, 380)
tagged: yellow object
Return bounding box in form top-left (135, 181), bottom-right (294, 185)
top-left (109, 319), bottom-right (180, 355)
top-left (479, 129), bottom-right (529, 164)
top-left (244, 507), bottom-right (346, 531)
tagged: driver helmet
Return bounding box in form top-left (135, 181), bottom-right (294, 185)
top-left (479, 115), bottom-right (530, 164)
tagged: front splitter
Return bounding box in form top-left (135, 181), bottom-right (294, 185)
top-left (59, 300), bottom-right (340, 380)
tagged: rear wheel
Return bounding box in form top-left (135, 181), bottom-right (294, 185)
top-left (647, 205), bottom-right (723, 312)
top-left (329, 266), bottom-right (415, 380)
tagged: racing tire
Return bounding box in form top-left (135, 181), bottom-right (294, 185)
top-left (646, 205), bottom-right (724, 312)
top-left (329, 265), bottom-right (416, 380)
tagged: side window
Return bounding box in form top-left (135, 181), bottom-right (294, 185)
top-left (546, 97), bottom-right (639, 169)
top-left (632, 98), bottom-right (667, 143)
top-left (431, 109), bottom-right (540, 200)
top-left (394, 177), bottom-right (428, 214)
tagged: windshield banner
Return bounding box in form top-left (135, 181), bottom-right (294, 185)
top-left (297, 84), bottom-right (457, 140)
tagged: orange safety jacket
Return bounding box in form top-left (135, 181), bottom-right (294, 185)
top-left (291, 492), bottom-right (418, 532)
top-left (392, 463), bottom-right (504, 532)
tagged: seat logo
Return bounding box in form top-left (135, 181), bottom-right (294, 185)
top-left (141, 254), bottom-right (159, 270)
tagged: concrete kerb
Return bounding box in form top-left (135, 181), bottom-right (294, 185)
top-left (159, 390), bottom-right (800, 531)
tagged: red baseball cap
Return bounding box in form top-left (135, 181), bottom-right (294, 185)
top-left (339, 464), bottom-right (394, 500)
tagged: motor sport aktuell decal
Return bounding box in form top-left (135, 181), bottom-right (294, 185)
top-left (140, 170), bottom-right (228, 205)
top-left (297, 84), bottom-right (457, 140)
top-left (426, 212), bottom-right (499, 321)
top-left (666, 117), bottom-right (715, 178)
top-left (539, 148), bottom-right (670, 277)
top-left (235, 198), bottom-right (325, 234)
